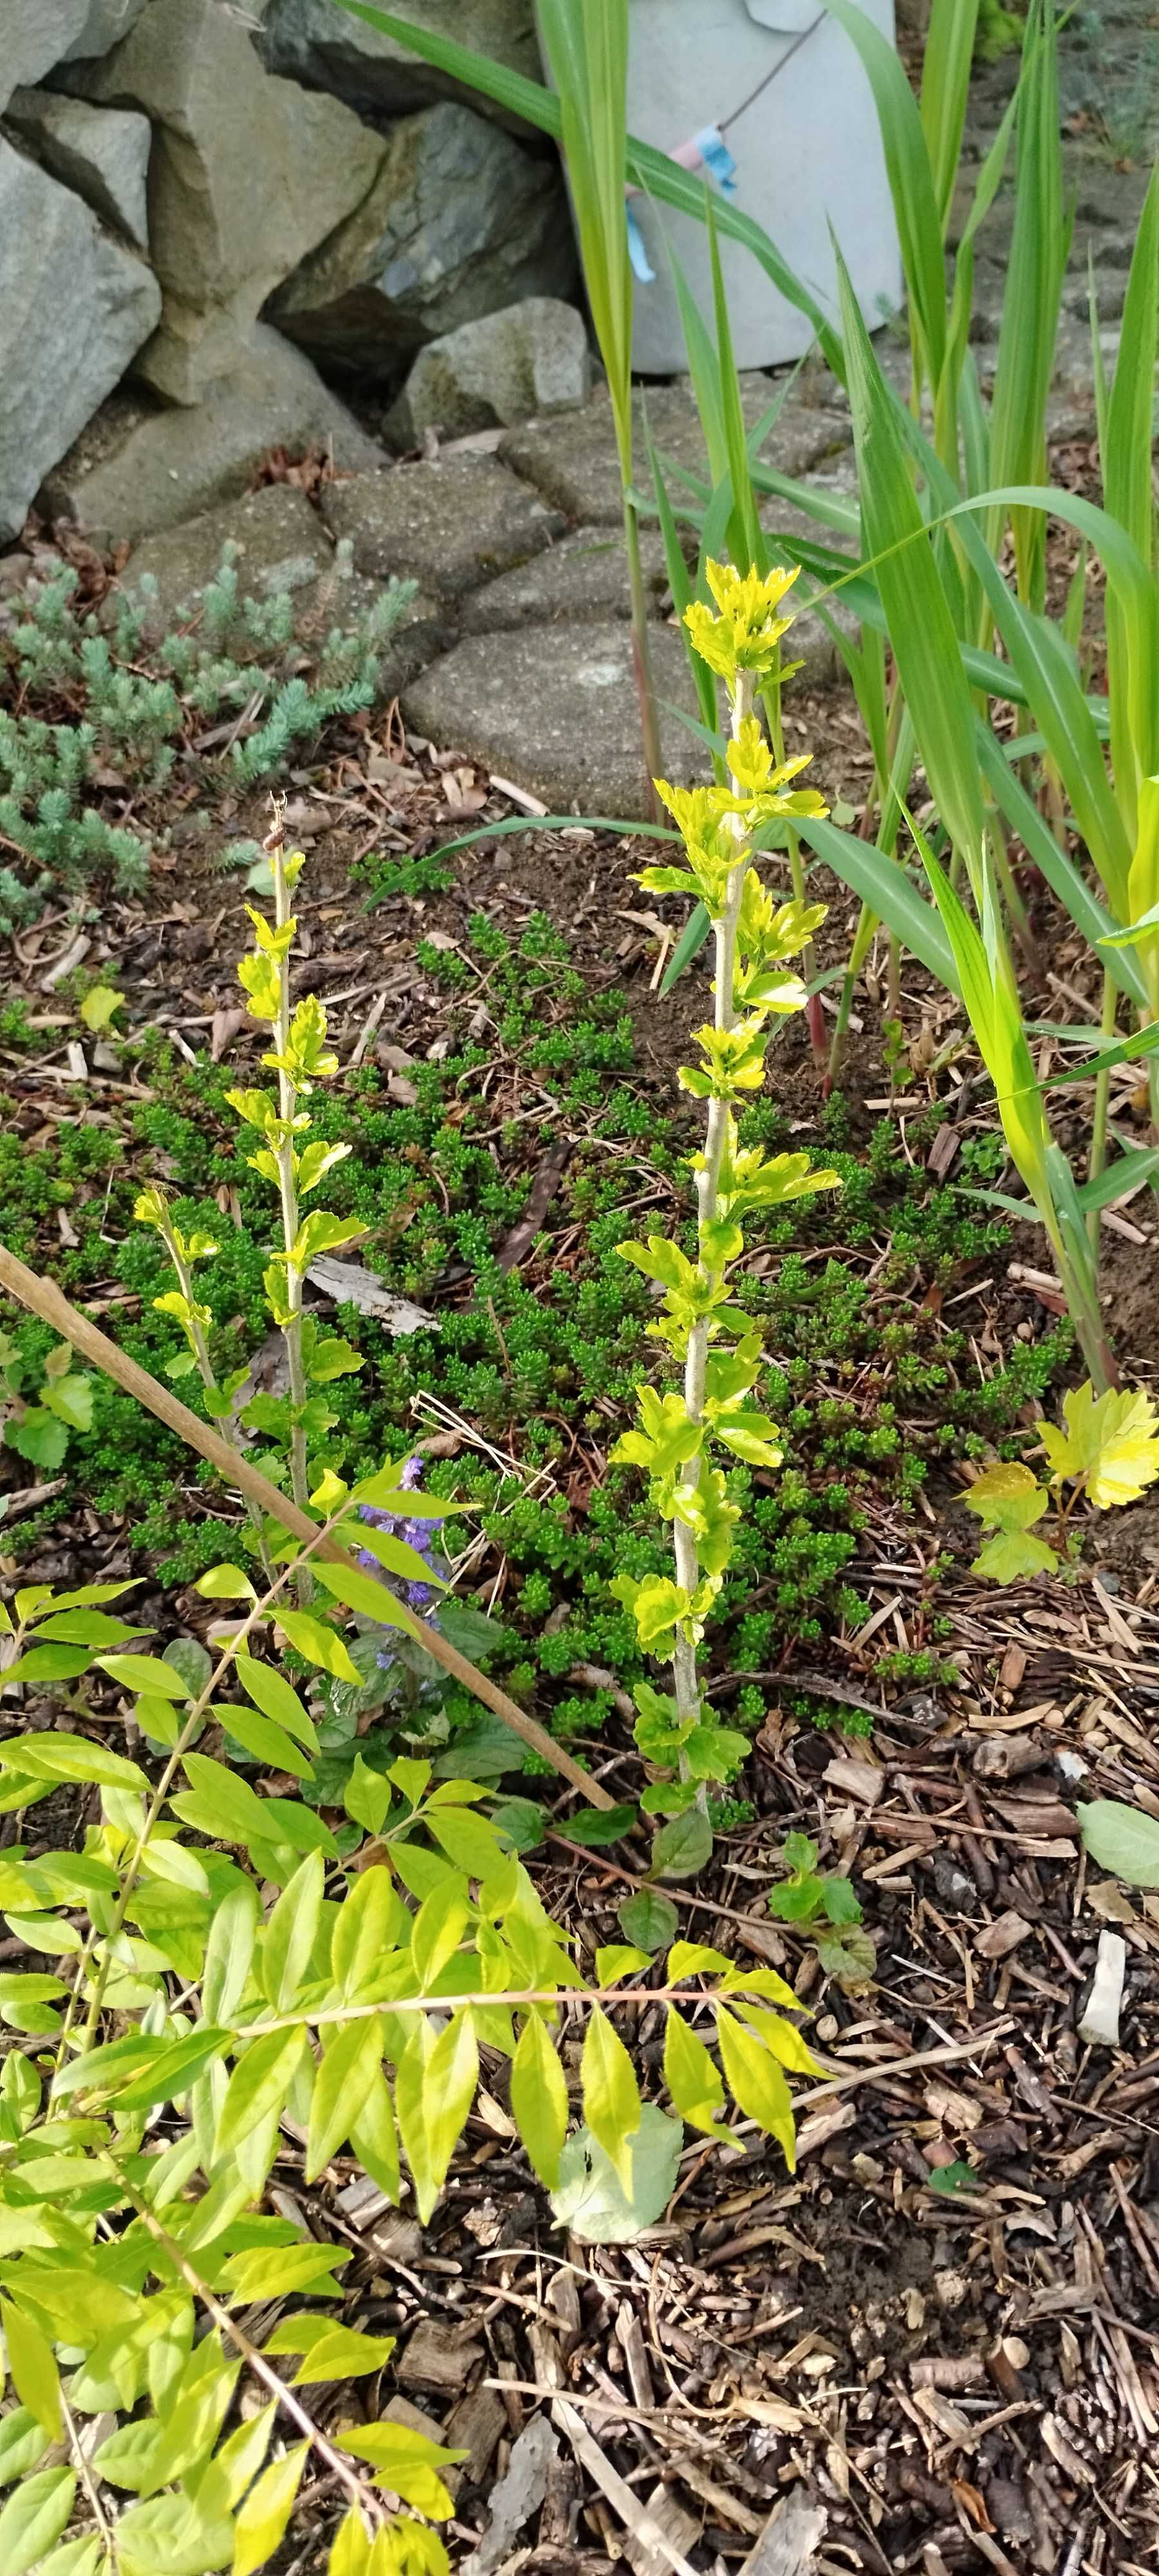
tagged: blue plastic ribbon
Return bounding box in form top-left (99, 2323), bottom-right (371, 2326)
top-left (692, 124), bottom-right (739, 194)
top-left (625, 204), bottom-right (656, 283)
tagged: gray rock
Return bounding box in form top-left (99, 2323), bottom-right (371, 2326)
top-left (61, 0), bottom-right (151, 57)
top-left (460, 525), bottom-right (670, 632)
top-left (0, 1), bottom-right (90, 111)
top-left (65, 0), bottom-right (387, 403)
top-left (500, 381), bottom-right (850, 527)
top-left (259, 0), bottom-right (540, 126)
top-left (0, 135), bottom-right (160, 541)
top-left (386, 298), bottom-right (589, 446)
top-left (402, 622), bottom-right (703, 821)
top-left (5, 88), bottom-right (150, 246)
top-left (321, 453), bottom-right (564, 596)
top-left (267, 102), bottom-right (576, 379)
top-left (39, 324), bottom-right (382, 547)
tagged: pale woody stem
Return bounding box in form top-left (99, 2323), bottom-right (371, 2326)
top-left (159, 1211), bottom-right (270, 1569)
top-left (671, 667), bottom-right (755, 1732)
top-left (271, 846), bottom-right (312, 1566)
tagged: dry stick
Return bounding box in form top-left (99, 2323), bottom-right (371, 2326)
top-left (0, 1244), bottom-right (612, 1809)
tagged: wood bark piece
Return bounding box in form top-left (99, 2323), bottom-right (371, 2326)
top-left (1077, 1930), bottom-right (1126, 2047)
top-left (554, 2400), bottom-right (701, 2576)
top-left (461, 2414), bottom-right (560, 2576)
top-left (736, 2489), bottom-right (828, 2576)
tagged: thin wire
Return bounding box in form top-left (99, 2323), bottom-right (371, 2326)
top-left (719, 13), bottom-right (825, 134)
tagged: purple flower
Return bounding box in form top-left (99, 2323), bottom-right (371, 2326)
top-left (357, 1458), bottom-right (444, 1618)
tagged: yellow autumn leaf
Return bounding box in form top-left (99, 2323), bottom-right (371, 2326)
top-left (1040, 1381), bottom-right (1159, 1510)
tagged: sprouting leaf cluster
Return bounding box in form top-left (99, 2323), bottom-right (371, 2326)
top-left (0, 1329), bottom-right (93, 1475)
top-left (137, 844), bottom-right (365, 1524)
top-left (965, 1379), bottom-right (1159, 1581)
top-left (767, 1832), bottom-right (874, 1986)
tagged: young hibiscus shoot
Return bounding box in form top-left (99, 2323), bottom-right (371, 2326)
top-left (610, 563), bottom-right (841, 1875)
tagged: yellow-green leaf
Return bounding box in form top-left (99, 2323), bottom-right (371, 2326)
top-left (262, 1851), bottom-right (325, 2014)
top-left (0, 2466), bottom-right (75, 2576)
top-left (1041, 1381), bottom-right (1159, 1510)
top-left (232, 2440), bottom-right (308, 2576)
top-left (312, 1558), bottom-right (419, 1627)
top-left (663, 2004), bottom-right (731, 2143)
top-left (594, 1945), bottom-right (652, 1987)
top-left (276, 1610), bottom-right (361, 1683)
top-left (395, 2008), bottom-right (478, 2224)
top-left (331, 1866), bottom-right (408, 1998)
top-left (194, 2403), bottom-right (274, 2519)
top-left (0, 1734), bottom-right (147, 1791)
top-left (408, 1880), bottom-right (468, 1992)
top-left (234, 1653), bottom-right (317, 1754)
top-left (334, 2421), bottom-right (463, 2519)
top-left (0, 2297), bottom-right (61, 2441)
top-left (715, 2007), bottom-right (795, 2171)
top-left (349, 2069), bottom-right (400, 2205)
top-left (216, 2025), bottom-right (306, 2155)
top-left (509, 2012), bottom-right (568, 2188)
top-left (580, 2003), bottom-right (641, 2190)
top-left (98, 1653), bottom-right (192, 1699)
top-left (328, 2510), bottom-right (373, 2576)
top-left (306, 2015), bottom-right (383, 2183)
top-left (79, 985), bottom-right (124, 1032)
top-left (265, 2315), bottom-right (396, 2385)
top-left (195, 1564), bottom-right (258, 1602)
top-left (963, 1461), bottom-right (1048, 1531)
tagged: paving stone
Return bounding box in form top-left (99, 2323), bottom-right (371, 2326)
top-left (460, 524), bottom-right (671, 632)
top-left (499, 379), bottom-right (850, 527)
top-left (39, 325), bottom-right (382, 547)
top-left (321, 455), bottom-right (565, 597)
top-left (116, 484), bottom-right (447, 692)
top-left (118, 484), bottom-right (332, 625)
top-left (402, 621), bottom-right (706, 820)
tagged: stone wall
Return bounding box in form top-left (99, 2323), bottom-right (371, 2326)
top-left (0, 0), bottom-right (579, 542)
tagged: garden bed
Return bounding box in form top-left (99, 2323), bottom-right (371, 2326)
top-left (3, 627), bottom-right (1159, 2570)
